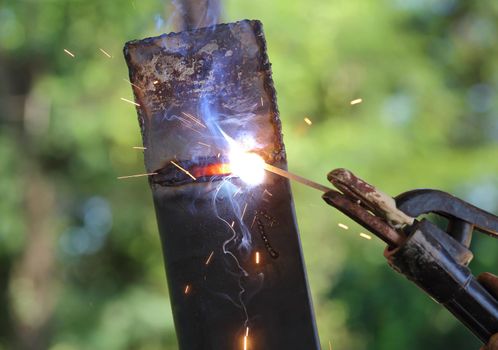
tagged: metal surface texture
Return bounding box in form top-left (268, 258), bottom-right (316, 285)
top-left (124, 20), bottom-right (320, 350)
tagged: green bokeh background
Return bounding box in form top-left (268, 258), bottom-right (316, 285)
top-left (1, 0), bottom-right (498, 349)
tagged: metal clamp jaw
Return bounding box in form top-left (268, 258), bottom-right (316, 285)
top-left (322, 169), bottom-right (498, 344)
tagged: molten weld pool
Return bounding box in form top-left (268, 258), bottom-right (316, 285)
top-left (124, 20), bottom-right (320, 350)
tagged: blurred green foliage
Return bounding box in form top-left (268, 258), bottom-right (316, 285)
top-left (1, 0), bottom-right (497, 349)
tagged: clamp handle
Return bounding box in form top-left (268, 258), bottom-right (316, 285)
top-left (395, 189), bottom-right (498, 246)
top-left (385, 219), bottom-right (498, 343)
top-left (392, 189), bottom-right (498, 342)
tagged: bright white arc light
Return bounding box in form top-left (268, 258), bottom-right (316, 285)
top-left (229, 151), bottom-right (266, 186)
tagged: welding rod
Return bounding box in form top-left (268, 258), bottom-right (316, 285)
top-left (263, 163), bottom-right (332, 193)
top-left (263, 163), bottom-right (404, 246)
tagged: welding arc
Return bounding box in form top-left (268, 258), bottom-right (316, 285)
top-left (263, 163), bottom-right (332, 193)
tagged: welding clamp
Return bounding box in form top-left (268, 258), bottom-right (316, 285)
top-left (322, 169), bottom-right (498, 344)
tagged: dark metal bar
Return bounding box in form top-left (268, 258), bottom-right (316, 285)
top-left (124, 20), bottom-right (320, 350)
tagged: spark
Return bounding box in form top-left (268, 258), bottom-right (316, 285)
top-left (243, 327), bottom-right (250, 350)
top-left (233, 187), bottom-right (242, 197)
top-left (251, 215), bottom-right (257, 228)
top-left (205, 251), bottom-right (214, 265)
top-left (63, 49), bottom-right (75, 58)
top-left (153, 80), bottom-right (159, 85)
top-left (255, 251), bottom-right (260, 264)
top-left (175, 115), bottom-right (191, 125)
top-left (182, 122), bottom-right (203, 135)
top-left (359, 232), bottom-right (372, 240)
top-left (329, 340), bottom-right (332, 350)
top-left (263, 189), bottom-right (273, 197)
top-left (338, 223), bottom-right (349, 230)
top-left (120, 97), bottom-right (140, 106)
top-left (304, 117), bottom-right (313, 125)
top-left (241, 203), bottom-right (248, 221)
top-left (123, 78), bottom-right (142, 91)
top-left (181, 112), bottom-right (206, 128)
top-left (260, 97), bottom-right (264, 106)
top-left (350, 98), bottom-right (363, 105)
top-left (117, 172), bottom-right (157, 180)
top-left (132, 146), bottom-right (146, 150)
top-left (99, 48), bottom-right (112, 58)
top-left (231, 221), bottom-right (235, 228)
top-left (170, 160), bottom-right (196, 180)
top-left (175, 116), bottom-right (202, 135)
top-left (184, 284), bottom-right (190, 294)
top-left (197, 141), bottom-right (211, 148)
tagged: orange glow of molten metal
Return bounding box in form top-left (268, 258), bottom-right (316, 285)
top-left (189, 151), bottom-right (267, 186)
top-left (191, 163), bottom-right (232, 178)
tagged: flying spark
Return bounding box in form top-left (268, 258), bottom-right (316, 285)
top-left (170, 160), bottom-right (196, 180)
top-left (231, 221), bottom-right (235, 228)
top-left (251, 215), bottom-right (257, 228)
top-left (181, 122), bottom-right (203, 135)
top-left (304, 117), bottom-right (313, 125)
top-left (197, 141), bottom-right (211, 148)
top-left (99, 48), bottom-right (112, 58)
top-left (243, 327), bottom-right (250, 350)
top-left (63, 49), bottom-right (75, 58)
top-left (255, 251), bottom-right (260, 264)
top-left (338, 223), bottom-right (349, 230)
top-left (241, 203), bottom-right (248, 221)
top-left (350, 98), bottom-right (363, 105)
top-left (117, 172), bottom-right (157, 180)
top-left (329, 340), bottom-right (332, 350)
top-left (153, 80), bottom-right (159, 84)
top-left (181, 112), bottom-right (206, 128)
top-left (205, 251), bottom-right (214, 265)
top-left (233, 187), bottom-right (242, 197)
top-left (260, 97), bottom-right (264, 106)
top-left (120, 97), bottom-right (140, 106)
top-left (359, 232), bottom-right (372, 240)
top-left (123, 78), bottom-right (142, 91)
top-left (132, 146), bottom-right (146, 150)
top-left (184, 285), bottom-right (190, 294)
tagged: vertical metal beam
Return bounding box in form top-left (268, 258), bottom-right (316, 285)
top-left (124, 20), bottom-right (320, 350)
